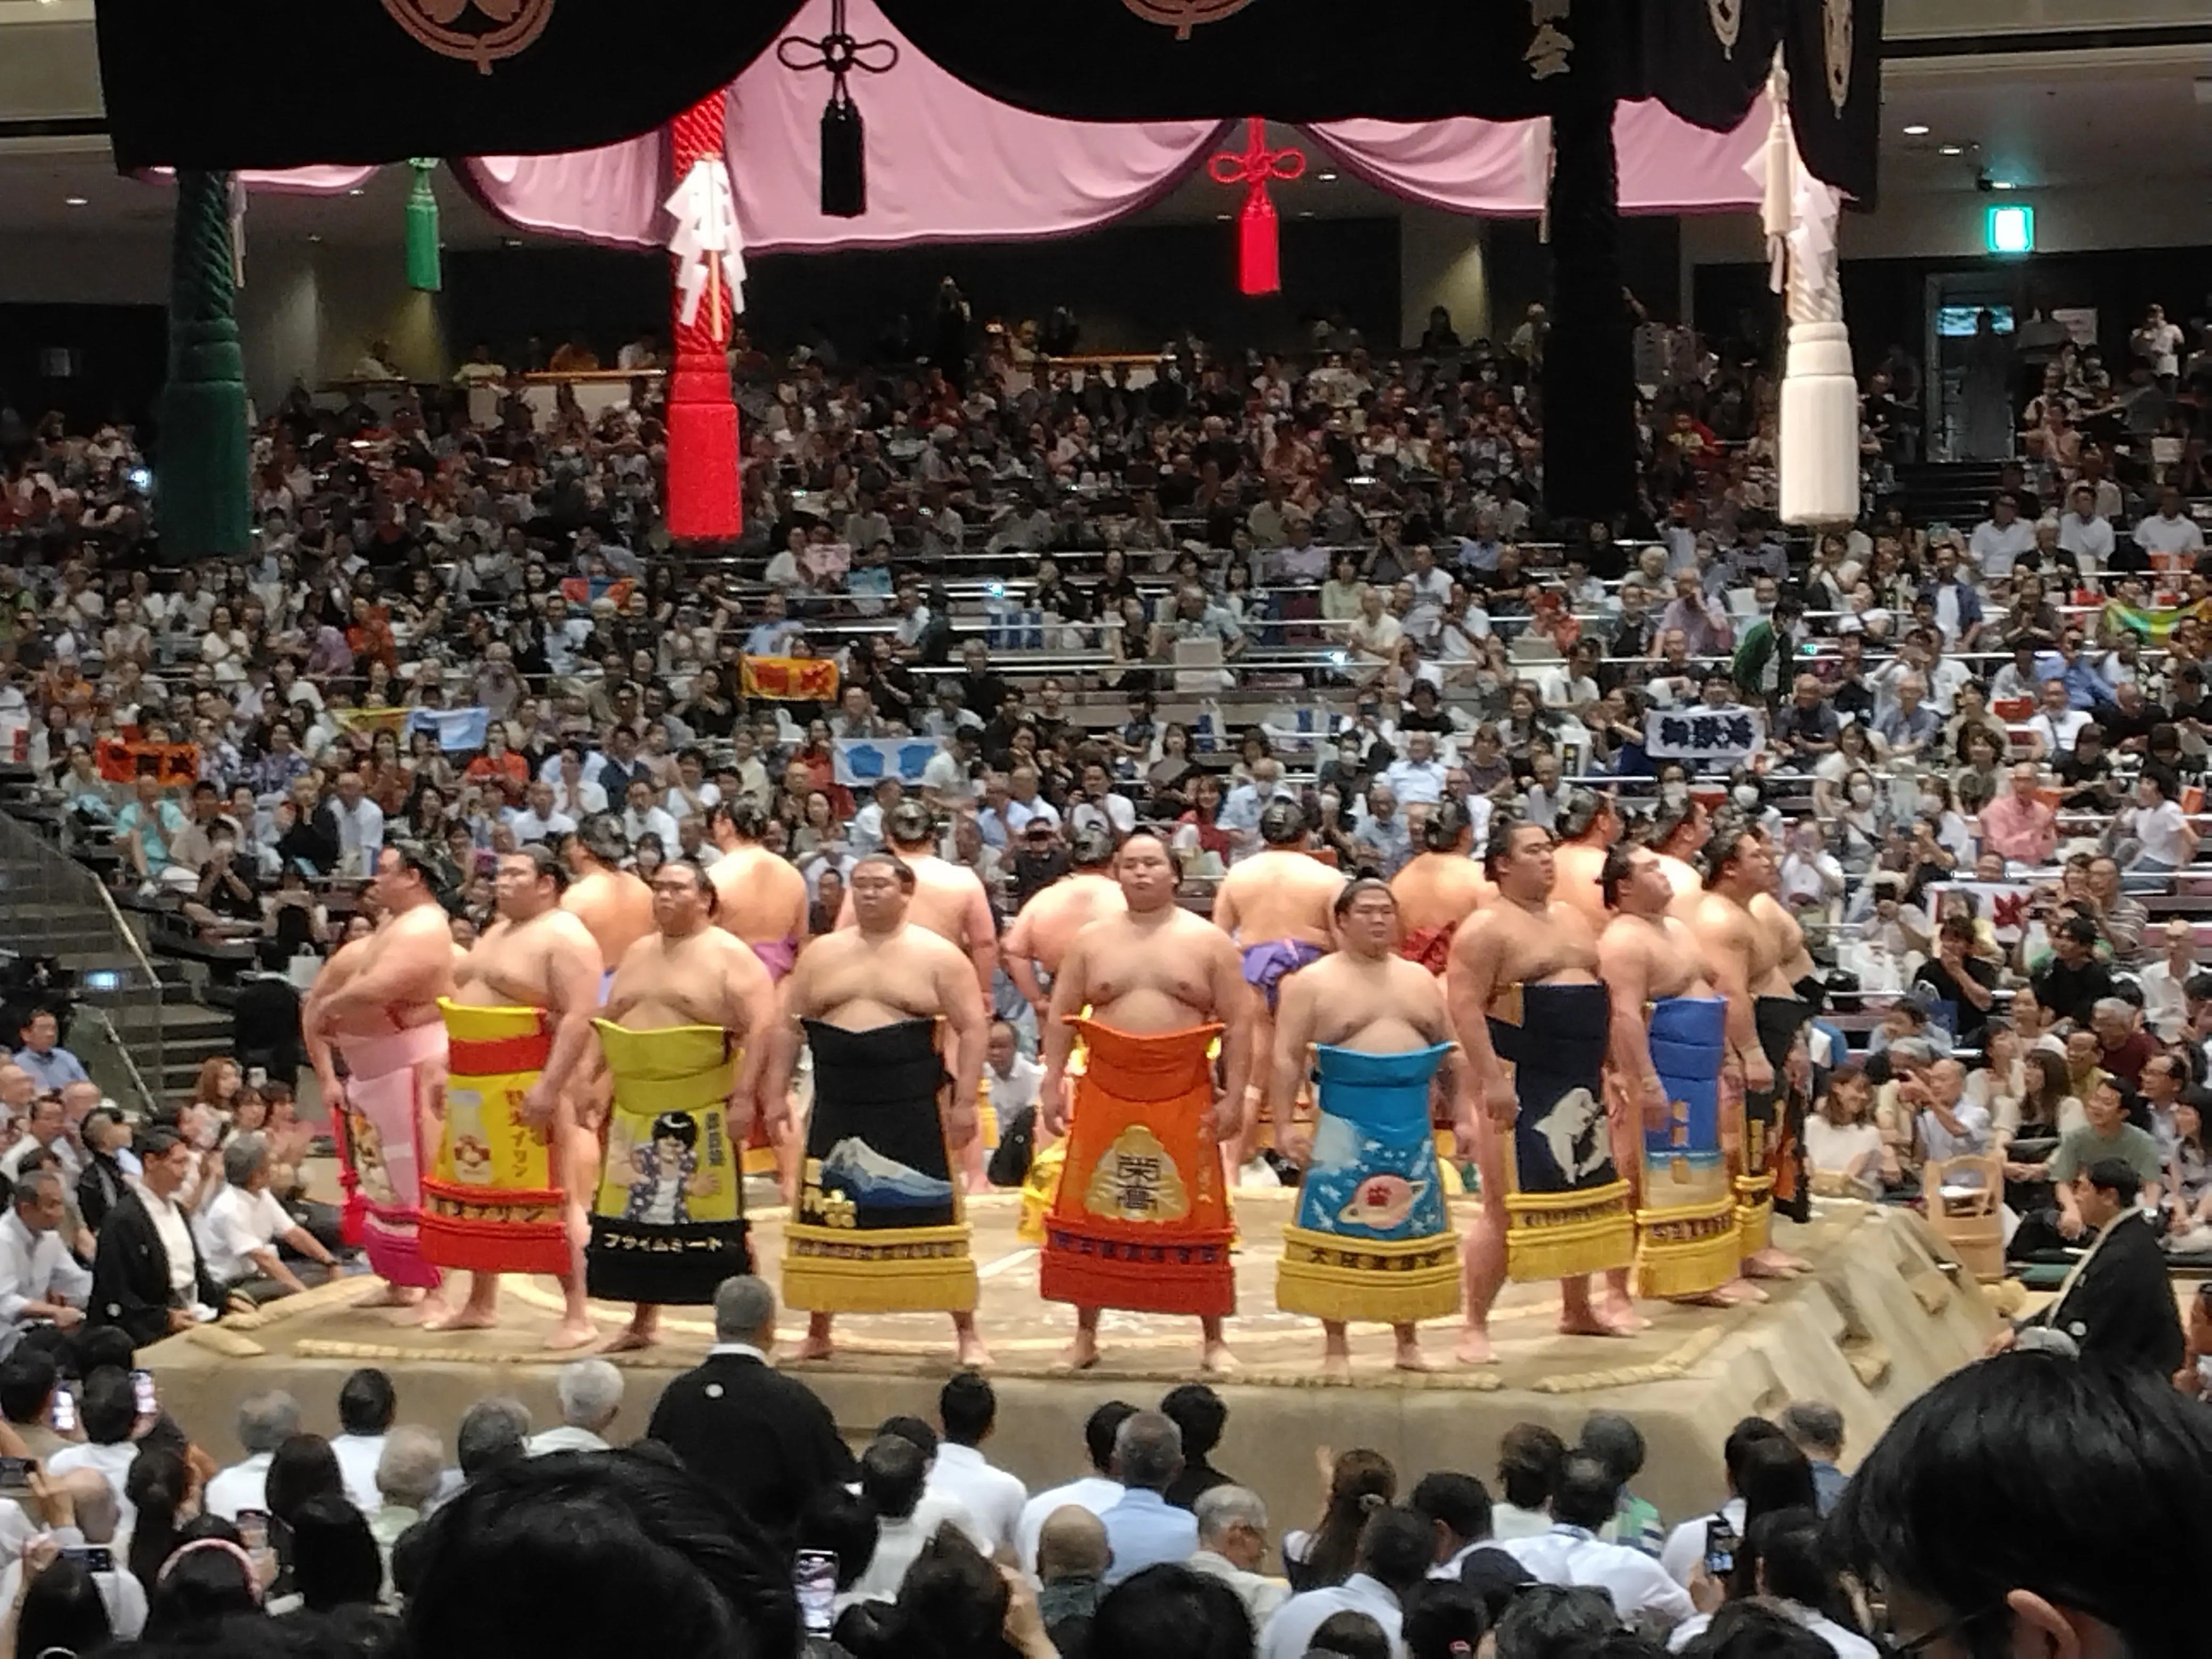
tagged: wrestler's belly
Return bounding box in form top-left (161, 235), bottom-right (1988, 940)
top-left (329, 1009), bottom-right (435, 1039)
top-left (1314, 1016), bottom-right (1434, 1054)
top-left (1086, 988), bottom-right (1212, 1034)
top-left (450, 976), bottom-right (550, 1010)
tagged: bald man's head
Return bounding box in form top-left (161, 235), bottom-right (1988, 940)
top-left (1037, 1504), bottom-right (1110, 1583)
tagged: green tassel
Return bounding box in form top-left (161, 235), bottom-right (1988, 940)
top-left (158, 169), bottom-right (251, 563)
top-left (406, 158), bottom-right (441, 293)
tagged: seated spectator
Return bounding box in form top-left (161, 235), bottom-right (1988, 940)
top-left (370, 1425), bottom-right (445, 1564)
top-left (840, 1434), bottom-right (943, 1610)
top-left (1016, 1401), bottom-right (1135, 1579)
top-left (288, 1492), bottom-right (386, 1614)
top-left (1579, 1413), bottom-right (1664, 1557)
top-left (13, 1012), bottom-right (87, 1097)
top-left (1089, 1564), bottom-right (1253, 1659)
top-left (1407, 1470), bottom-right (1495, 1582)
top-left (195, 1135), bottom-right (340, 1305)
top-left (1490, 1423), bottom-right (1563, 1541)
top-left (456, 1398), bottom-right (531, 1480)
top-left (1997, 1157), bottom-right (2185, 1376)
top-left (1099, 1412), bottom-right (1197, 1587)
top-left (1159, 1383), bottom-right (1234, 1511)
top-left (927, 1370), bottom-right (1025, 1557)
top-left (329, 1368), bottom-right (396, 1514)
top-left (1496, 1452), bottom-right (1692, 1629)
top-left (1658, 1418), bottom-right (1791, 1587)
top-left (1187, 1485), bottom-right (1289, 1630)
top-left (205, 1389), bottom-right (301, 1520)
top-left (1832, 1353), bottom-right (2209, 1657)
top-left (0, 1351), bottom-right (71, 1461)
top-left (1036, 1503), bottom-right (1111, 1654)
top-left (89, 1126), bottom-right (221, 1347)
top-left (0, 1162), bottom-right (91, 1356)
top-left (1286, 1448), bottom-right (1397, 1590)
top-left (1490, 1585), bottom-right (1619, 1659)
top-left (47, 1368), bottom-right (146, 1526)
top-left (1259, 1505), bottom-right (1431, 1659)
top-left (526, 1359), bottom-right (624, 1455)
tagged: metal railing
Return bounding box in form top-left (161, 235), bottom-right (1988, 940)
top-left (0, 814), bottom-right (164, 1120)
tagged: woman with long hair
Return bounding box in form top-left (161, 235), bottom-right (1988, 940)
top-left (143, 1518), bottom-right (261, 1643)
top-left (2167, 1097), bottom-right (2212, 1251)
top-left (11, 1555), bottom-right (114, 1659)
top-left (1807, 1064), bottom-right (1882, 1200)
top-left (188, 1058), bottom-right (241, 1125)
top-left (1286, 1449), bottom-right (1397, 1591)
top-left (126, 1445), bottom-right (199, 1598)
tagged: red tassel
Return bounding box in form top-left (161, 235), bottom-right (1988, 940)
top-left (1210, 117), bottom-right (1303, 297)
top-left (665, 91), bottom-right (742, 542)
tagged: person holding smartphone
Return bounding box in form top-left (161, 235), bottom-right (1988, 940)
top-left (0, 1162), bottom-right (93, 1352)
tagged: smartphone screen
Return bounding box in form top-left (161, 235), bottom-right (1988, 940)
top-left (793, 1548), bottom-right (837, 1636)
top-left (1703, 1516), bottom-right (1737, 1579)
top-left (0, 1457), bottom-right (33, 1493)
top-left (60, 1545), bottom-right (112, 1574)
top-left (237, 1509), bottom-right (270, 1556)
top-left (130, 1369), bottom-right (156, 1419)
top-left (49, 1389), bottom-right (75, 1436)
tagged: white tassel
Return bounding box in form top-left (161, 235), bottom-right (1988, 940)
top-left (1754, 64), bottom-right (1859, 528)
top-left (664, 158), bottom-right (747, 333)
top-left (228, 174), bottom-right (249, 289)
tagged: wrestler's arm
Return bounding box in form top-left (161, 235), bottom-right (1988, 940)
top-left (936, 939), bottom-right (989, 1149)
top-left (1038, 935), bottom-right (1091, 1135)
top-left (300, 949), bottom-right (358, 1102)
top-left (1706, 914), bottom-right (1772, 1091)
top-left (1444, 918), bottom-right (1513, 1125)
top-left (1268, 968), bottom-right (1318, 1132)
top-left (786, 865), bottom-right (814, 944)
top-left (961, 876), bottom-right (1000, 998)
top-left (521, 920), bottom-right (606, 1127)
top-left (1210, 874), bottom-right (1242, 941)
top-left (1206, 930), bottom-right (1252, 1143)
top-left (1599, 928), bottom-right (1665, 1130)
top-left (319, 922), bottom-right (440, 1023)
top-left (1003, 907), bottom-right (1046, 1016)
top-left (725, 940), bottom-right (781, 1135)
top-left (759, 957), bottom-right (809, 1122)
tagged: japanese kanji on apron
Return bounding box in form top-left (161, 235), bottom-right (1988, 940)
top-left (424, 1001), bottom-right (571, 1276)
top-left (1631, 995), bottom-right (1738, 1300)
top-left (1740, 995), bottom-right (1813, 1252)
top-left (1040, 1019), bottom-right (1233, 1318)
top-left (1277, 1042), bottom-right (1460, 1326)
top-left (783, 1017), bottom-right (976, 1315)
top-left (333, 1023), bottom-right (445, 1291)
top-left (740, 937), bottom-right (801, 1176)
top-left (586, 1020), bottom-right (748, 1305)
top-left (1487, 982), bottom-right (1633, 1281)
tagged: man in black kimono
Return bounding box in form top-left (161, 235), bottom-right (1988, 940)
top-left (1996, 1158), bottom-right (2184, 1379)
top-left (90, 1128), bottom-right (222, 1349)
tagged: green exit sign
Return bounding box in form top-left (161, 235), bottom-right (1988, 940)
top-left (1986, 204), bottom-right (2034, 255)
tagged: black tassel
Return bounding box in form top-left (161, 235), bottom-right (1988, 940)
top-left (1541, 96), bottom-right (1636, 522)
top-left (821, 90), bottom-right (865, 218)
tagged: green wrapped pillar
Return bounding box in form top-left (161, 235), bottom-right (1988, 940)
top-left (406, 159), bottom-right (442, 292)
top-left (157, 169), bottom-right (250, 563)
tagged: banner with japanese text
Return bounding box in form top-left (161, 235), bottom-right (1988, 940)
top-left (1644, 705), bottom-right (1765, 764)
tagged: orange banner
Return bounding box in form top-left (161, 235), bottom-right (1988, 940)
top-left (740, 656), bottom-right (839, 701)
top-left (96, 738), bottom-right (198, 786)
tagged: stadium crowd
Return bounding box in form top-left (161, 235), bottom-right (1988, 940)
top-left (0, 1272), bottom-right (2191, 1659)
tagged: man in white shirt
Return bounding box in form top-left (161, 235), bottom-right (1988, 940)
top-left (1068, 763), bottom-right (1137, 839)
top-left (1658, 1421), bottom-right (1779, 1586)
top-left (1259, 1506), bottom-right (1431, 1659)
top-left (1188, 1485), bottom-right (1291, 1630)
top-left (2026, 678), bottom-right (2093, 761)
top-left (0, 1165), bottom-right (90, 1355)
top-left (204, 1389), bottom-right (303, 1520)
top-left (0, 1099), bottom-right (82, 1188)
top-left (1382, 731), bottom-right (1450, 808)
top-left (1498, 1455), bottom-right (1694, 1629)
top-left (2135, 486), bottom-right (2207, 561)
top-left (526, 1358), bottom-right (624, 1455)
top-left (619, 777), bottom-right (681, 852)
top-left (330, 1368), bottom-right (397, 1513)
top-left (0, 1468), bottom-right (147, 1638)
top-left (506, 780), bottom-right (579, 847)
top-left (1966, 495), bottom-right (2036, 581)
top-left (549, 748), bottom-right (609, 821)
top-left (2138, 918), bottom-right (2197, 1041)
top-left (327, 772), bottom-right (384, 878)
top-left (1905, 1059), bottom-right (1992, 1162)
top-left (1002, 768), bottom-right (1061, 838)
top-left (929, 1371), bottom-right (1027, 1558)
top-left (1410, 1471), bottom-right (1498, 1581)
top-left (1017, 1402), bottom-right (1134, 1579)
top-left (2056, 484), bottom-right (2114, 575)
top-left (196, 1136), bottom-right (337, 1302)
top-left (984, 1022), bottom-right (1045, 1122)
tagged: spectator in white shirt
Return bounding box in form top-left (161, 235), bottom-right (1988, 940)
top-left (1187, 1485), bottom-right (1291, 1630)
top-left (327, 772), bottom-right (384, 878)
top-left (2123, 767), bottom-right (2198, 872)
top-left (2138, 918), bottom-right (2197, 1041)
top-left (526, 1359), bottom-right (624, 1455)
top-left (195, 1135), bottom-right (338, 1302)
top-left (1018, 1403), bottom-right (1134, 1579)
top-left (1658, 1422), bottom-right (1803, 1587)
top-left (2026, 680), bottom-right (2092, 762)
top-left (549, 747), bottom-right (608, 820)
top-left (1069, 763), bottom-right (1137, 839)
top-left (1382, 731), bottom-right (1449, 808)
top-left (2135, 486), bottom-right (2206, 561)
top-left (928, 1372), bottom-right (1027, 1559)
top-left (984, 1022), bottom-right (1045, 1122)
top-left (1, 1100), bottom-right (82, 1187)
top-left (505, 780), bottom-right (579, 847)
top-left (1663, 1509), bottom-right (1878, 1657)
top-left (1259, 1505), bottom-right (1432, 1659)
top-left (1003, 768), bottom-right (1061, 837)
top-left (2133, 303), bottom-right (2185, 381)
top-left (1903, 1059), bottom-right (1993, 1162)
top-left (203, 1389), bottom-right (302, 1520)
top-left (1411, 1471), bottom-right (1498, 1581)
top-left (619, 778), bottom-right (680, 852)
top-left (2055, 484), bottom-right (2114, 575)
top-left (1500, 1455), bottom-right (1694, 1629)
top-left (0, 1164), bottom-right (90, 1354)
top-left (0, 1468), bottom-right (147, 1640)
top-left (330, 1368), bottom-right (397, 1513)
top-left (1967, 495), bottom-right (2037, 580)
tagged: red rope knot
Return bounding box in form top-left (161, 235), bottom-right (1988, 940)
top-left (1208, 117), bottom-right (1304, 295)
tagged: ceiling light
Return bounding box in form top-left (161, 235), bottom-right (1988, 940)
top-left (1990, 179), bottom-right (2016, 190)
top-left (63, 196), bottom-right (87, 207)
top-left (348, 188), bottom-right (366, 197)
top-left (307, 233), bottom-right (323, 242)
top-left (502, 236), bottom-right (523, 248)
top-left (1938, 144), bottom-right (1963, 156)
top-left (1316, 171), bottom-right (1338, 182)
top-left (1902, 123), bottom-right (1929, 136)
top-left (1214, 212), bottom-right (1231, 221)
top-left (1297, 210), bottom-right (1316, 217)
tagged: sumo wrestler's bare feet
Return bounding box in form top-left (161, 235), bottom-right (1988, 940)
top-left (1744, 1247), bottom-right (1809, 1279)
top-left (1393, 1326), bottom-right (1441, 1373)
top-left (954, 1319), bottom-right (994, 1370)
top-left (794, 1312), bottom-right (836, 1362)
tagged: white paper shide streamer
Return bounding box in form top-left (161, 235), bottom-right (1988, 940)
top-left (1746, 64), bottom-right (1856, 527)
top-left (665, 158), bottom-right (747, 333)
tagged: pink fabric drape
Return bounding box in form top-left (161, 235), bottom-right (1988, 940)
top-left (461, 136), bottom-right (668, 252)
top-left (1311, 99), bottom-right (1771, 217)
